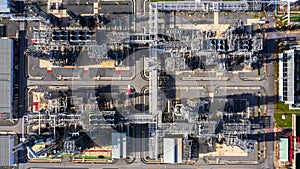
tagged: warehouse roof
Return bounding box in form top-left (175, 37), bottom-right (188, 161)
top-left (279, 138), bottom-right (289, 162)
top-left (0, 134), bottom-right (15, 166)
top-left (0, 0), bottom-right (10, 13)
top-left (0, 38), bottom-right (13, 117)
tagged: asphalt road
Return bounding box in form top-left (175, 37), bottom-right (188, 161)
top-left (0, 118), bottom-right (23, 133)
top-left (27, 78), bottom-right (268, 88)
top-left (18, 161), bottom-right (267, 169)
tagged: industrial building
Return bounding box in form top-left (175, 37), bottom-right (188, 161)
top-left (112, 132), bottom-right (127, 159)
top-left (0, 38), bottom-right (14, 120)
top-left (278, 45), bottom-right (300, 107)
top-left (0, 134), bottom-right (15, 167)
top-left (163, 137), bottom-right (182, 164)
top-left (0, 0), bottom-right (11, 13)
top-left (279, 137), bottom-right (289, 163)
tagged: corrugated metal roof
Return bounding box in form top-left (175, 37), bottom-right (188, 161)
top-left (163, 138), bottom-right (175, 164)
top-left (112, 132), bottom-right (126, 159)
top-left (0, 0), bottom-right (10, 13)
top-left (0, 135), bottom-right (14, 166)
top-left (163, 138), bottom-right (182, 164)
top-left (163, 137), bottom-right (182, 164)
top-left (279, 138), bottom-right (289, 162)
top-left (0, 38), bottom-right (13, 116)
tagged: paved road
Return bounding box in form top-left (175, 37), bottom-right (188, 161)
top-left (18, 161), bottom-right (266, 169)
top-left (0, 118), bottom-right (23, 133)
top-left (18, 29), bottom-right (27, 118)
top-left (259, 11), bottom-right (289, 169)
top-left (28, 76), bottom-right (267, 88)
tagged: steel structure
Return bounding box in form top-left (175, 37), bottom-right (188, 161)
top-left (10, 16), bottom-right (42, 21)
top-left (19, 0), bottom-right (275, 162)
top-left (152, 0), bottom-right (285, 12)
top-left (144, 0), bottom-right (267, 160)
top-left (147, 2), bottom-right (160, 160)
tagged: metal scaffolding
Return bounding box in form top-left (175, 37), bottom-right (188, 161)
top-left (147, 2), bottom-right (160, 160)
top-left (152, 0), bottom-right (275, 12)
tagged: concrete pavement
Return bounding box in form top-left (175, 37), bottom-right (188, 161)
top-left (0, 118), bottom-right (23, 133)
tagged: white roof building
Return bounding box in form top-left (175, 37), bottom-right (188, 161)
top-left (0, 0), bottom-right (11, 13)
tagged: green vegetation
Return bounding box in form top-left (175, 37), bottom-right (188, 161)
top-left (274, 111), bottom-right (293, 128)
top-left (277, 44), bottom-right (283, 53)
top-left (278, 102), bottom-right (299, 113)
top-left (59, 153), bottom-right (75, 157)
top-left (105, 156), bottom-right (112, 159)
top-left (253, 11), bottom-right (266, 19)
top-left (275, 15), bottom-right (300, 31)
top-left (275, 102), bottom-right (300, 128)
top-left (277, 43), bottom-right (288, 53)
top-left (35, 142), bottom-right (44, 146)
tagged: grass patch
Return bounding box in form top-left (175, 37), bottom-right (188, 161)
top-left (59, 153), bottom-right (75, 157)
top-left (275, 102), bottom-right (300, 128)
top-left (274, 111), bottom-right (293, 128)
top-left (253, 12), bottom-right (266, 19)
top-left (35, 142), bottom-right (44, 146)
top-left (277, 102), bottom-right (299, 113)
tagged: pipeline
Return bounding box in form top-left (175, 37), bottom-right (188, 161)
top-left (12, 143), bottom-right (25, 152)
top-left (0, 131), bottom-right (16, 135)
top-left (275, 0), bottom-right (300, 18)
